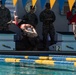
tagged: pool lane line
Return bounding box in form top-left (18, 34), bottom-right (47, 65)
top-left (0, 58), bottom-right (76, 66)
top-left (1, 55), bottom-right (76, 62)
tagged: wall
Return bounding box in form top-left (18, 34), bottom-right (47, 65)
top-left (16, 0), bottom-right (69, 39)
top-left (5, 0), bottom-right (16, 19)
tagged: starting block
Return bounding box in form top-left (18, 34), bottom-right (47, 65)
top-left (0, 31), bottom-right (16, 50)
top-left (49, 32), bottom-right (76, 51)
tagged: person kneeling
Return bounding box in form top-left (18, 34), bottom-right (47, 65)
top-left (20, 24), bottom-right (39, 50)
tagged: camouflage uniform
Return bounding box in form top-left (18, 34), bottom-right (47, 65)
top-left (22, 12), bottom-right (38, 28)
top-left (39, 9), bottom-right (56, 49)
top-left (0, 7), bottom-right (11, 30)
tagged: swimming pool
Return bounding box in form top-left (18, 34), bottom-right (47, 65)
top-left (0, 55), bottom-right (76, 75)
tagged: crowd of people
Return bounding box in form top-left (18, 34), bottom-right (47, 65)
top-left (0, 0), bottom-right (56, 51)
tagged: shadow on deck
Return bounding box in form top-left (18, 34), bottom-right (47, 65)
top-left (16, 40), bottom-right (44, 51)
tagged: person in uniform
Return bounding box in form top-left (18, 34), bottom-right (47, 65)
top-left (39, 3), bottom-right (56, 50)
top-left (0, 0), bottom-right (11, 30)
top-left (22, 6), bottom-right (38, 28)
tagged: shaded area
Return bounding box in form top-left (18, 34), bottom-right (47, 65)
top-left (16, 39), bottom-right (45, 51)
top-left (0, 30), bottom-right (15, 34)
top-left (57, 32), bottom-right (74, 35)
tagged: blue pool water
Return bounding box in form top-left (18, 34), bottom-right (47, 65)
top-left (0, 62), bottom-right (76, 75)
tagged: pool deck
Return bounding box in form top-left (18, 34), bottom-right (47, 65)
top-left (0, 51), bottom-right (76, 56)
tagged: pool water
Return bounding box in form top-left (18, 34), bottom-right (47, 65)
top-left (0, 62), bottom-right (76, 75)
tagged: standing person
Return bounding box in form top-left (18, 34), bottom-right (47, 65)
top-left (0, 0), bottom-right (11, 30)
top-left (22, 6), bottom-right (38, 28)
top-left (67, 4), bottom-right (76, 39)
top-left (39, 3), bottom-right (56, 50)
